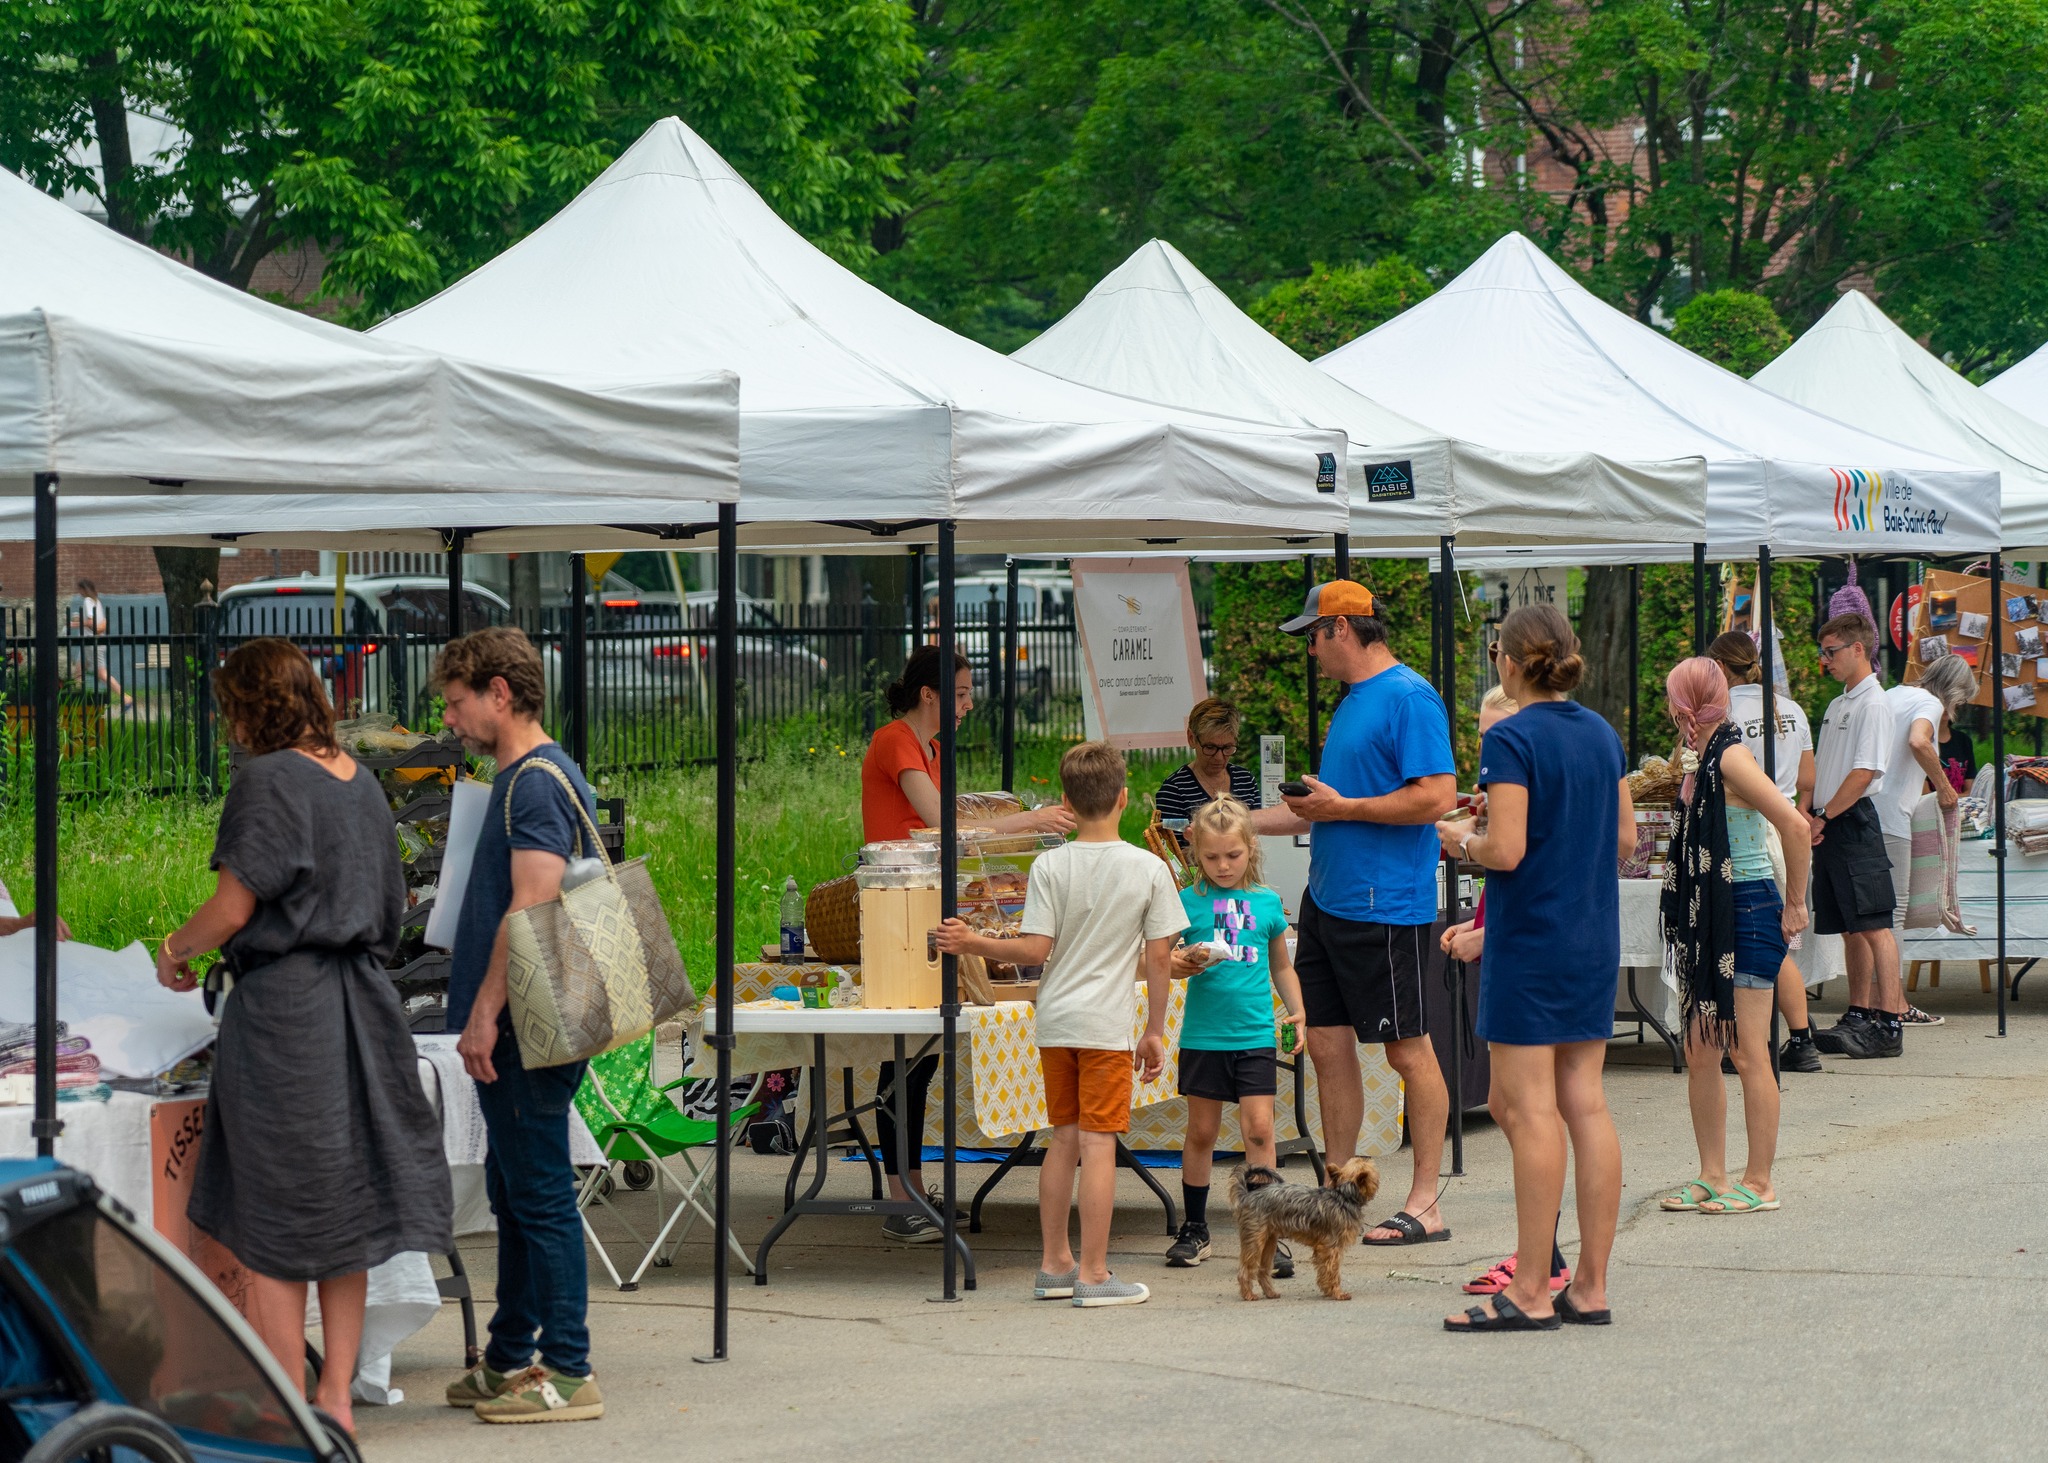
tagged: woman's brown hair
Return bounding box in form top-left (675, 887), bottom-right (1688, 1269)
top-left (214, 638), bottom-right (339, 755)
top-left (1706, 630), bottom-right (1762, 686)
top-left (1496, 604), bottom-right (1585, 694)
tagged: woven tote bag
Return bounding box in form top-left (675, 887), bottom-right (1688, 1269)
top-left (501, 758), bottom-right (694, 1068)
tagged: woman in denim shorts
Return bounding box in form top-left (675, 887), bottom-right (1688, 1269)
top-left (1660, 658), bottom-right (1812, 1218)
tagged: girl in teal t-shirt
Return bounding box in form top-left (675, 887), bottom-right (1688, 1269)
top-left (1163, 797), bottom-right (1306, 1268)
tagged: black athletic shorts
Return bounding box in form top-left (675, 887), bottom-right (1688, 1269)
top-left (1812, 797), bottom-right (1895, 936)
top-left (1293, 893), bottom-right (1431, 1044)
top-left (1177, 1047), bottom-right (1278, 1102)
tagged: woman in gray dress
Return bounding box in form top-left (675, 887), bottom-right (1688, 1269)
top-left (157, 638), bottom-right (452, 1433)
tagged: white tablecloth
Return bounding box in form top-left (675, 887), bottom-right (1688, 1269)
top-left (412, 1035), bottom-right (605, 1235)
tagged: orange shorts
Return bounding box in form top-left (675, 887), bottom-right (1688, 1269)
top-left (1040, 1047), bottom-right (1134, 1133)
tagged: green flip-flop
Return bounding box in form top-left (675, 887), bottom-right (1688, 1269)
top-left (1660, 1179), bottom-right (1717, 1212)
top-left (1700, 1183), bottom-right (1779, 1215)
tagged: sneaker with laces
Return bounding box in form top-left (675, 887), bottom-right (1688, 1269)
top-left (1779, 1033), bottom-right (1823, 1073)
top-left (1837, 1018), bottom-right (1903, 1059)
top-left (1072, 1274), bottom-right (1150, 1308)
top-left (1164, 1221), bottom-right (1212, 1267)
top-left (1810, 1009), bottom-right (1871, 1055)
top-left (881, 1211), bottom-right (942, 1243)
top-left (1901, 1005), bottom-right (1944, 1026)
top-left (446, 1363), bottom-right (519, 1409)
top-left (474, 1367), bottom-right (604, 1424)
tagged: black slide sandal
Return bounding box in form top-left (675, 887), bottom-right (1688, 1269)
top-left (1361, 1211), bottom-right (1452, 1246)
top-left (1444, 1294), bottom-right (1562, 1333)
top-left (1556, 1288), bottom-right (1612, 1326)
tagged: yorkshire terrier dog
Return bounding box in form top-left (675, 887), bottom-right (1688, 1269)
top-left (1229, 1157), bottom-right (1381, 1301)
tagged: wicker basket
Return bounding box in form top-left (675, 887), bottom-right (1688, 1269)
top-left (804, 874), bottom-right (862, 963)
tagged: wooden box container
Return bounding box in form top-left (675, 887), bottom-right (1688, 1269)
top-left (858, 884), bottom-right (943, 1008)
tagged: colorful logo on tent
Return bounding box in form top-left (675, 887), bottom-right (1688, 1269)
top-left (1831, 469), bottom-right (1884, 532)
top-left (1829, 468), bottom-right (1948, 537)
top-left (1316, 453), bottom-right (1338, 493)
top-left (1364, 460), bottom-right (1416, 503)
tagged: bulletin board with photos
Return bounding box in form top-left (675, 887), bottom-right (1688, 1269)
top-left (1907, 568), bottom-right (2048, 716)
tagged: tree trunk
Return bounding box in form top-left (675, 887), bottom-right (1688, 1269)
top-left (155, 548), bottom-right (221, 635)
top-left (509, 552), bottom-right (542, 632)
top-left (1579, 565), bottom-right (1633, 744)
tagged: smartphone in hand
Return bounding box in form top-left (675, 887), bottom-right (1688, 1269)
top-left (1278, 779), bottom-right (1311, 798)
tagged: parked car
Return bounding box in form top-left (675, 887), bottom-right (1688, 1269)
top-left (214, 575), bottom-right (541, 720)
top-left (924, 570), bottom-right (1078, 699)
top-left (586, 591), bottom-right (830, 711)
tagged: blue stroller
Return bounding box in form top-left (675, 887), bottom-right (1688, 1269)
top-left (0, 1158), bottom-right (358, 1462)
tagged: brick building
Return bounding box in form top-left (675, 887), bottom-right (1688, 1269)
top-left (0, 543), bottom-right (321, 602)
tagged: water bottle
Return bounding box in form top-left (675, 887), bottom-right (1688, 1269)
top-left (779, 876), bottom-right (805, 961)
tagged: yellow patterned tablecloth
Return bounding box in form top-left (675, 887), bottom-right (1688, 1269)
top-left (690, 965), bottom-right (1404, 1157)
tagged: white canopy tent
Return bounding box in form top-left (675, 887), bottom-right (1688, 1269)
top-left (1753, 290), bottom-right (2048, 552)
top-left (1014, 239), bottom-right (1705, 552)
top-left (1317, 233), bottom-right (2001, 564)
top-left (368, 118), bottom-right (1347, 554)
top-left (0, 163), bottom-right (739, 504)
top-left (1984, 336), bottom-right (2048, 433)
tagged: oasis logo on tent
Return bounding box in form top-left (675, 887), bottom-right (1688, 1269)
top-left (1364, 460), bottom-right (1416, 503)
top-left (1316, 453), bottom-right (1338, 493)
top-left (1830, 468), bottom-right (1948, 537)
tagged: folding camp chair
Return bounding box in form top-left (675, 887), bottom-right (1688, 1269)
top-left (573, 1034), bottom-right (759, 1292)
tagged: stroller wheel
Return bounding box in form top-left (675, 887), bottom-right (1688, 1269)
top-left (310, 1406), bottom-right (365, 1462)
top-left (23, 1402), bottom-right (193, 1462)
top-left (622, 1161), bottom-right (655, 1191)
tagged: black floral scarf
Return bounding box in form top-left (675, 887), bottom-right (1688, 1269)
top-left (1662, 721), bottom-right (1740, 1048)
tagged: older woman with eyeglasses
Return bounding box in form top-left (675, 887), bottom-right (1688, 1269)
top-left (1154, 698), bottom-right (1263, 825)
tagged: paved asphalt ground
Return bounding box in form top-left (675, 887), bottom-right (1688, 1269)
top-left (355, 984), bottom-right (2048, 1461)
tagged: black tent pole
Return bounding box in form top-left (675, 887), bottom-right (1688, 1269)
top-left (1439, 535), bottom-right (1463, 1178)
top-left (698, 502), bottom-right (738, 1362)
top-left (1304, 556), bottom-right (1320, 773)
top-left (1001, 557), bottom-right (1019, 792)
top-left (32, 472), bottom-right (59, 1158)
top-left (567, 552), bottom-right (588, 769)
top-left (1759, 546), bottom-right (1780, 1081)
top-left (1990, 549), bottom-right (2007, 1036)
top-left (446, 529), bottom-right (467, 638)
top-left (1628, 564), bottom-right (1641, 768)
top-left (937, 522), bottom-right (962, 1300)
top-left (1693, 542), bottom-right (1708, 654)
top-left (1334, 532), bottom-right (1351, 582)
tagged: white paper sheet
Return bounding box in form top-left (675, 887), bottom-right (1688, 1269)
top-left (424, 778), bottom-right (491, 950)
top-left (0, 934), bottom-right (214, 1078)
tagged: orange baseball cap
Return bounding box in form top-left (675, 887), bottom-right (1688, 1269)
top-left (1280, 579), bottom-right (1377, 634)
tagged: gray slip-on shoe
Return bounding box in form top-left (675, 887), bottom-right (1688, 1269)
top-left (1033, 1265), bottom-right (1079, 1299)
top-left (1072, 1274), bottom-right (1150, 1308)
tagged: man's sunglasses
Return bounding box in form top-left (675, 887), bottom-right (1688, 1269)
top-left (1818, 643), bottom-right (1851, 661)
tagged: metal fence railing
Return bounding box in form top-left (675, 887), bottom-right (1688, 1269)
top-left (0, 596), bottom-right (1198, 797)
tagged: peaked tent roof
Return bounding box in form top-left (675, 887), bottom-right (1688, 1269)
top-left (371, 118), bottom-right (1348, 552)
top-left (1317, 233), bottom-right (1999, 559)
top-left (1014, 239), bottom-right (1704, 551)
top-left (0, 163), bottom-right (738, 511)
top-left (1754, 290), bottom-right (2048, 551)
top-left (1983, 334), bottom-right (2048, 437)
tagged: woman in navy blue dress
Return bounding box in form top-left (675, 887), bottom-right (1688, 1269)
top-left (1434, 605), bottom-right (1634, 1332)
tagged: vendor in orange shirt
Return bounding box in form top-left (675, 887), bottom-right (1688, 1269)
top-left (857, 644), bottom-right (1072, 1241)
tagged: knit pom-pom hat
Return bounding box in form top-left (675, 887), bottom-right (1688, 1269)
top-left (1827, 557), bottom-right (1874, 624)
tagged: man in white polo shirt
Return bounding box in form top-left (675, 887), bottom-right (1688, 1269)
top-left (1806, 612), bottom-right (1902, 1059)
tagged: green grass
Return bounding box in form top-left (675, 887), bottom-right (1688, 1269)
top-left (4, 740), bottom-right (1201, 987)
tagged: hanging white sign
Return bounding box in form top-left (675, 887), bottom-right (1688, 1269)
top-left (1070, 558), bottom-right (1208, 750)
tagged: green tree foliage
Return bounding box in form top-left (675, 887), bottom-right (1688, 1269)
top-left (1248, 256), bottom-right (1434, 358)
top-left (0, 0), bottom-right (919, 321)
top-left (1670, 290), bottom-right (1792, 377)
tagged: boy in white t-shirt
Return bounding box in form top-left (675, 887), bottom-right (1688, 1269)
top-left (936, 741), bottom-right (1183, 1308)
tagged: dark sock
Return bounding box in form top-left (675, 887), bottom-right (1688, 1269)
top-left (1184, 1183), bottom-right (1209, 1228)
top-left (1788, 1025), bottom-right (1810, 1042)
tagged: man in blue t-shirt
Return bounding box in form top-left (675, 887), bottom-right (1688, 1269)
top-left (1254, 579), bottom-right (1457, 1246)
top-left (438, 626), bottom-right (606, 1425)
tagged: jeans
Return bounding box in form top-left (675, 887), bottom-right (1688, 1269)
top-left (875, 1055), bottom-right (937, 1177)
top-left (475, 1023), bottom-right (590, 1376)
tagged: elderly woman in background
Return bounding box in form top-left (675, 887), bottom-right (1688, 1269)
top-left (1154, 697), bottom-right (1263, 825)
top-left (157, 638), bottom-right (451, 1435)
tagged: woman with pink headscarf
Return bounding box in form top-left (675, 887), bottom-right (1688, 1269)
top-left (1659, 658), bottom-right (1812, 1218)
